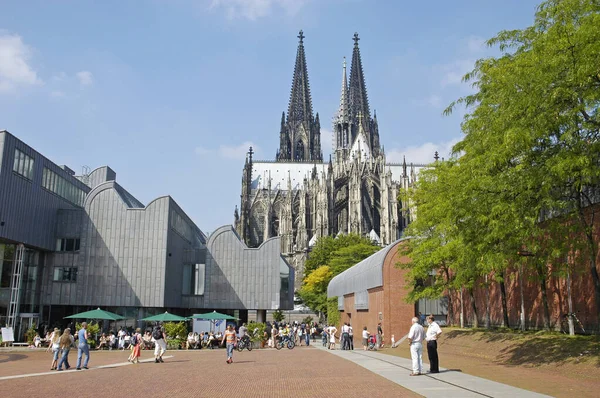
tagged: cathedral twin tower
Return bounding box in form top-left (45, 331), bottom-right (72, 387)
top-left (236, 31), bottom-right (419, 287)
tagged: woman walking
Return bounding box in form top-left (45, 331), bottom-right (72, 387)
top-left (221, 324), bottom-right (237, 364)
top-left (76, 322), bottom-right (90, 370)
top-left (128, 328), bottom-right (142, 363)
top-left (56, 328), bottom-right (74, 371)
top-left (48, 328), bottom-right (61, 370)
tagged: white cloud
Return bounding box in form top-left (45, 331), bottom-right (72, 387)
top-left (209, 0), bottom-right (310, 20)
top-left (0, 32), bottom-right (41, 93)
top-left (219, 141), bottom-right (261, 160)
top-left (386, 137), bottom-right (461, 165)
top-left (76, 71), bottom-right (94, 86)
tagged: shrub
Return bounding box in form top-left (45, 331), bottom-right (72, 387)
top-left (247, 322), bottom-right (266, 343)
top-left (302, 316), bottom-right (314, 325)
top-left (164, 322), bottom-right (187, 340)
top-left (25, 324), bottom-right (37, 344)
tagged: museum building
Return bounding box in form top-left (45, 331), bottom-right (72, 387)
top-left (0, 130), bottom-right (293, 339)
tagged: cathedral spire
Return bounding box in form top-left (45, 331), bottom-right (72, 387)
top-left (349, 33), bottom-right (370, 122)
top-left (338, 57), bottom-right (349, 123)
top-left (287, 30), bottom-right (313, 123)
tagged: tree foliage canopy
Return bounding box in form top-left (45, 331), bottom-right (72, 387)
top-left (403, 0), bottom-right (600, 328)
top-left (300, 234), bottom-right (379, 315)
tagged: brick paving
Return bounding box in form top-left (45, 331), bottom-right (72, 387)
top-left (0, 346), bottom-right (419, 397)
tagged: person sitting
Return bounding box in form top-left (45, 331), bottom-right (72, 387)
top-left (108, 332), bottom-right (117, 350)
top-left (33, 333), bottom-right (42, 348)
top-left (97, 333), bottom-right (108, 350)
top-left (186, 332), bottom-right (195, 349)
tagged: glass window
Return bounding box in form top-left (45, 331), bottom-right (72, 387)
top-left (13, 149), bottom-right (34, 180)
top-left (53, 267), bottom-right (77, 282)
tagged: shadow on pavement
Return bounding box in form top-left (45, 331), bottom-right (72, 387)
top-left (0, 353), bottom-right (27, 364)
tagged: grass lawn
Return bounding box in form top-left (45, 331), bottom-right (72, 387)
top-left (380, 327), bottom-right (600, 398)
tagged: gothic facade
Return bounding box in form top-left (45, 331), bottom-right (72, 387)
top-left (235, 32), bottom-right (424, 289)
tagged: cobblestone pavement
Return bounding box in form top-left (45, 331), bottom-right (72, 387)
top-left (0, 347), bottom-right (419, 398)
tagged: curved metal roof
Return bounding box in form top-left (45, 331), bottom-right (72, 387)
top-left (327, 238), bottom-right (407, 297)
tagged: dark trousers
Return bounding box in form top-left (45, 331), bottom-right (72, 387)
top-left (427, 340), bottom-right (439, 372)
top-left (342, 333), bottom-right (349, 350)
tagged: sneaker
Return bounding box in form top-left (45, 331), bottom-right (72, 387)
top-left (76, 368), bottom-right (81, 371)
top-left (155, 358), bottom-right (159, 363)
top-left (56, 369), bottom-right (63, 371)
top-left (158, 357), bottom-right (164, 363)
top-left (83, 366), bottom-right (89, 370)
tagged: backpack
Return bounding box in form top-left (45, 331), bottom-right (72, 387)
top-left (131, 334), bottom-right (138, 346)
top-left (152, 327), bottom-right (163, 340)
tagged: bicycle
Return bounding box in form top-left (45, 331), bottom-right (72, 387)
top-left (275, 336), bottom-right (295, 350)
top-left (559, 313), bottom-right (586, 334)
top-left (236, 335), bottom-right (253, 352)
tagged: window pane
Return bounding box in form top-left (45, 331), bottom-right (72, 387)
top-left (53, 268), bottom-right (62, 281)
top-left (13, 150), bottom-right (19, 172)
top-left (74, 239), bottom-right (80, 251)
top-left (65, 239), bottom-right (74, 252)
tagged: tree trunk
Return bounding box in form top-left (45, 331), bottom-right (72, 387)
top-left (469, 288), bottom-right (479, 328)
top-left (446, 289), bottom-right (453, 327)
top-left (499, 272), bottom-right (510, 328)
top-left (536, 262), bottom-right (551, 330)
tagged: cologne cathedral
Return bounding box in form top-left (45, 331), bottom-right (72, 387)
top-left (235, 31), bottom-right (424, 288)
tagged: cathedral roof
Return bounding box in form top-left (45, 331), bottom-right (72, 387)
top-left (250, 161), bottom-right (327, 190)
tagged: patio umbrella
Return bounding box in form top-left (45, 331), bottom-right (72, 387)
top-left (141, 311), bottom-right (188, 322)
top-left (190, 311), bottom-right (239, 321)
top-left (64, 307), bottom-right (125, 321)
top-left (190, 311), bottom-right (239, 332)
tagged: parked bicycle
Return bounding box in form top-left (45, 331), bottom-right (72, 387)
top-left (559, 313), bottom-right (586, 334)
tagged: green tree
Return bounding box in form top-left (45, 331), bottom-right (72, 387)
top-left (442, 0), bottom-right (600, 329)
top-left (300, 234), bottom-right (378, 317)
top-left (272, 309), bottom-right (285, 323)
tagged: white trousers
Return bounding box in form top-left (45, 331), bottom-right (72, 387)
top-left (410, 342), bottom-right (423, 374)
top-left (154, 338), bottom-right (166, 357)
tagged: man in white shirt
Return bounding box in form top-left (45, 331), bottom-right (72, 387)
top-left (407, 316), bottom-right (425, 376)
top-left (425, 315), bottom-right (442, 373)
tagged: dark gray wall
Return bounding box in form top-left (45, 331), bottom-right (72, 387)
top-left (0, 131), bottom-right (90, 251)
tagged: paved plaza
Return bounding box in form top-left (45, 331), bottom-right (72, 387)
top-left (0, 345), bottom-right (553, 398)
top-left (0, 346), bottom-right (417, 398)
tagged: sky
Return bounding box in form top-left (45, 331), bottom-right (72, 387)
top-left (1, 0), bottom-right (540, 233)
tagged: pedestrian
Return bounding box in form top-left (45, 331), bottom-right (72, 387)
top-left (304, 324), bottom-right (310, 346)
top-left (76, 322), bottom-right (90, 370)
top-left (376, 322), bottom-right (383, 349)
top-left (56, 328), bottom-right (74, 371)
top-left (362, 326), bottom-right (369, 351)
top-left (48, 327), bottom-right (61, 370)
top-left (152, 323), bottom-right (167, 363)
top-left (328, 324), bottom-right (337, 350)
top-left (348, 324), bottom-right (354, 350)
top-left (419, 312), bottom-right (426, 325)
top-left (341, 322), bottom-right (350, 350)
top-left (129, 327), bottom-right (142, 363)
top-left (221, 323), bottom-right (237, 364)
top-left (425, 315), bottom-right (442, 373)
top-left (407, 316), bottom-right (425, 376)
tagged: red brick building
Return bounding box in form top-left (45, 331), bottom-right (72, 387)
top-left (327, 239), bottom-right (416, 346)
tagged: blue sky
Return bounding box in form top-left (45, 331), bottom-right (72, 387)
top-left (1, 0), bottom-right (539, 233)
